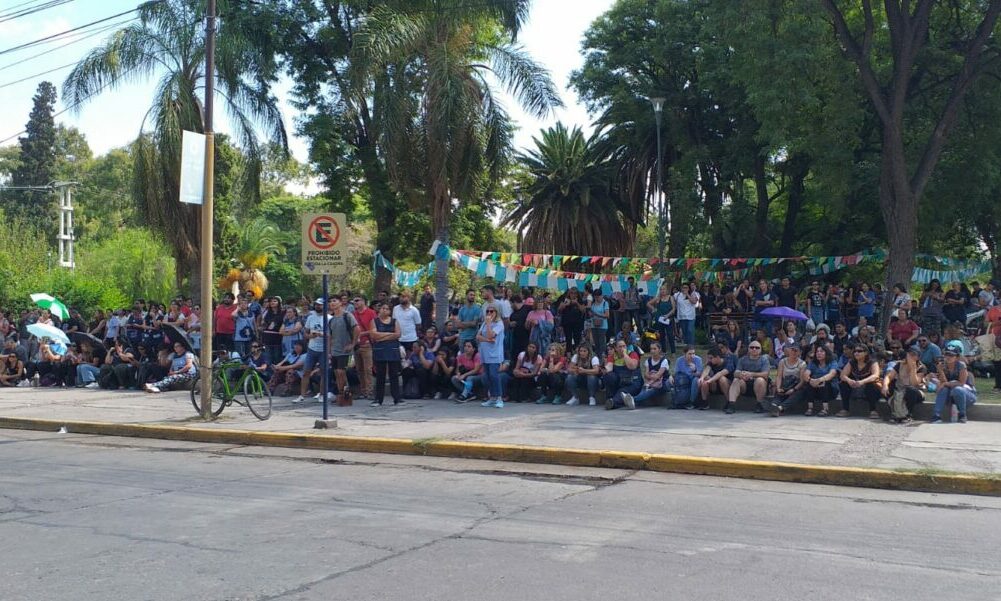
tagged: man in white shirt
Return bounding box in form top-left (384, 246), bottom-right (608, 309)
top-left (295, 298), bottom-right (330, 403)
top-left (393, 291), bottom-right (422, 349)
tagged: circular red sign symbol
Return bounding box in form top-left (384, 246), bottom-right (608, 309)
top-left (307, 216), bottom-right (340, 250)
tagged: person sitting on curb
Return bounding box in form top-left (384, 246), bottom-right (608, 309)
top-left (804, 345), bottom-right (838, 416)
top-left (452, 340), bottom-right (482, 402)
top-left (565, 343), bottom-right (601, 406)
top-left (770, 344), bottom-right (807, 417)
top-left (698, 347), bottom-right (732, 409)
top-left (627, 342), bottom-right (671, 409)
top-left (536, 343), bottom-right (567, 404)
top-left (672, 345), bottom-right (703, 409)
top-left (882, 345), bottom-right (926, 423)
top-left (144, 342), bottom-right (197, 393)
top-left (271, 340), bottom-right (306, 396)
top-left (837, 344), bottom-right (882, 418)
top-left (603, 340), bottom-right (641, 409)
top-left (929, 341), bottom-right (976, 423)
top-left (725, 341), bottom-right (771, 414)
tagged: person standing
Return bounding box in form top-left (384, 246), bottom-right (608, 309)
top-left (674, 283), bottom-right (700, 347)
top-left (648, 286), bottom-right (676, 355)
top-left (418, 285), bottom-right (435, 333)
top-left (369, 303), bottom-right (402, 406)
top-left (508, 295), bottom-right (531, 361)
top-left (392, 291), bottom-right (422, 350)
top-left (294, 298), bottom-right (328, 404)
top-left (213, 292), bottom-right (237, 352)
top-left (351, 296), bottom-right (377, 400)
top-left (589, 288), bottom-right (610, 355)
top-left (455, 289), bottom-right (482, 347)
top-left (261, 297), bottom-right (284, 364)
top-left (232, 297), bottom-right (256, 357)
top-left (623, 277), bottom-right (640, 330)
top-left (476, 306), bottom-right (505, 408)
top-left (327, 298), bottom-right (359, 405)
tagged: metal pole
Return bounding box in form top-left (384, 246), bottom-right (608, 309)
top-left (199, 0), bottom-right (217, 419)
top-left (322, 275), bottom-right (330, 420)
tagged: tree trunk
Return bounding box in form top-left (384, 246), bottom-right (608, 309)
top-left (434, 224), bottom-right (450, 330)
top-left (357, 143), bottom-right (399, 296)
top-left (752, 155), bottom-right (771, 255)
top-left (879, 153), bottom-right (918, 327)
top-left (778, 153), bottom-right (810, 259)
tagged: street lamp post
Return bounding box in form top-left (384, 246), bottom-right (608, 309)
top-left (650, 97), bottom-right (666, 269)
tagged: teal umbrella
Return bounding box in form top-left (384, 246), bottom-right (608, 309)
top-left (30, 293), bottom-right (70, 320)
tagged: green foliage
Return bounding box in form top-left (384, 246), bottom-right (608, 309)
top-left (74, 228), bottom-right (176, 303)
top-left (7, 82), bottom-right (58, 235)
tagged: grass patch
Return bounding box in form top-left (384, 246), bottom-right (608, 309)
top-left (412, 437), bottom-right (443, 455)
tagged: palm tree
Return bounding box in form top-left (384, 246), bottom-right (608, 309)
top-left (62, 0), bottom-right (288, 296)
top-left (505, 124), bottom-right (638, 267)
top-left (352, 0), bottom-right (562, 327)
top-left (217, 217), bottom-right (287, 299)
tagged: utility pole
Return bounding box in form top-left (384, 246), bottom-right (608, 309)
top-left (199, 0), bottom-right (216, 419)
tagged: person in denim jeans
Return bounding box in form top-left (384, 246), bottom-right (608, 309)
top-left (672, 345), bottom-right (703, 408)
top-left (565, 344), bottom-right (601, 406)
top-left (930, 343), bottom-right (976, 423)
top-left (602, 340), bottom-right (641, 409)
top-left (476, 307), bottom-right (505, 408)
top-left (614, 342), bottom-right (671, 409)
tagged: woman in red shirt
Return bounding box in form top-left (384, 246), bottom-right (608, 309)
top-left (213, 293), bottom-right (237, 351)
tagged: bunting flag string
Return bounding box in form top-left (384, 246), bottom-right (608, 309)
top-left (373, 251), bottom-right (435, 288)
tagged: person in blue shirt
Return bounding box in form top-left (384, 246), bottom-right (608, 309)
top-left (673, 345), bottom-right (704, 409)
top-left (857, 282), bottom-right (877, 322)
top-left (752, 279), bottom-right (775, 334)
top-left (589, 288), bottom-right (610, 354)
top-left (916, 335), bottom-right (942, 371)
top-left (145, 342), bottom-right (197, 393)
top-left (455, 289), bottom-right (482, 345)
top-left (476, 307), bottom-right (506, 408)
top-left (243, 342), bottom-right (272, 382)
top-left (233, 297), bottom-right (257, 357)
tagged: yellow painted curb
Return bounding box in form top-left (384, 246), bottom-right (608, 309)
top-left (2, 416), bottom-right (999, 496)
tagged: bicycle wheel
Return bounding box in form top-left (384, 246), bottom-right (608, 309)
top-left (243, 372), bottom-right (272, 420)
top-left (190, 372), bottom-right (227, 417)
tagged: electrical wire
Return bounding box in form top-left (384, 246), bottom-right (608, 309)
top-left (0, 1), bottom-right (162, 58)
top-left (0, 17), bottom-right (137, 74)
top-left (0, 0), bottom-right (75, 25)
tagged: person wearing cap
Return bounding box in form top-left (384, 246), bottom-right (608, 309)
top-left (293, 298), bottom-right (329, 404)
top-left (882, 346), bottom-right (926, 422)
top-left (929, 342), bottom-right (977, 423)
top-left (771, 344), bottom-right (807, 416)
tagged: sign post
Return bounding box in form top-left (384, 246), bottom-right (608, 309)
top-left (302, 213), bottom-right (349, 426)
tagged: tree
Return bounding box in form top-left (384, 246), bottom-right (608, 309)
top-left (62, 0), bottom-right (288, 297)
top-left (353, 0), bottom-right (561, 327)
top-left (506, 123), bottom-right (637, 262)
top-left (820, 0), bottom-right (1001, 319)
top-left (8, 81), bottom-right (58, 235)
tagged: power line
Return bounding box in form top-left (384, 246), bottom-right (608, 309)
top-left (0, 1), bottom-right (162, 58)
top-left (0, 17), bottom-right (138, 75)
top-left (0, 0), bottom-right (75, 25)
top-left (0, 58), bottom-right (80, 90)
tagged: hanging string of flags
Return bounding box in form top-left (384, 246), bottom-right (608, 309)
top-left (374, 243), bottom-right (993, 290)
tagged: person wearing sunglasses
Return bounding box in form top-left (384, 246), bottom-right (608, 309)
top-left (837, 344), bottom-right (882, 418)
top-left (725, 340), bottom-right (771, 414)
top-left (476, 307), bottom-right (505, 408)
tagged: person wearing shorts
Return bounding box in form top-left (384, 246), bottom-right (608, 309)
top-left (725, 340), bottom-right (771, 414)
top-left (295, 298), bottom-right (328, 403)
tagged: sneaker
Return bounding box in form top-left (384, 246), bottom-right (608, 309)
top-left (313, 392), bottom-right (322, 400)
top-left (16, 380), bottom-right (30, 387)
top-left (606, 394), bottom-right (618, 410)
top-left (292, 395), bottom-right (305, 404)
top-left (566, 396), bottom-right (579, 406)
top-left (769, 403), bottom-right (781, 417)
top-left (753, 404), bottom-right (765, 414)
top-left (433, 392), bottom-right (444, 400)
top-left (447, 393), bottom-right (458, 400)
top-left (147, 385), bottom-right (161, 394)
top-left (494, 399), bottom-right (504, 408)
top-left (588, 396), bottom-right (597, 407)
top-left (369, 400), bottom-right (382, 407)
top-left (929, 415), bottom-right (943, 424)
top-left (84, 382), bottom-right (99, 389)
top-left (318, 392), bottom-right (336, 403)
top-left (958, 414), bottom-right (967, 423)
top-left (480, 399), bottom-right (497, 408)
top-left (455, 393), bottom-right (470, 404)
top-left (552, 396), bottom-right (563, 405)
top-left (724, 403), bottom-right (735, 415)
top-left (535, 396), bottom-right (549, 405)
top-left (393, 399), bottom-right (405, 405)
top-left (835, 410), bottom-right (851, 417)
top-left (622, 392), bottom-right (635, 410)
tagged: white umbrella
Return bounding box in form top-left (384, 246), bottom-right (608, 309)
top-left (27, 323), bottom-right (70, 345)
top-left (30, 293), bottom-right (70, 320)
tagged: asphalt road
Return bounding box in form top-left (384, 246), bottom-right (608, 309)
top-left (2, 430), bottom-right (1000, 601)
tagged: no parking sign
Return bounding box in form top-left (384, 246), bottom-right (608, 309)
top-left (301, 213), bottom-right (348, 275)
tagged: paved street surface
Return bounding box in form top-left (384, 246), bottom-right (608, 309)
top-left (2, 429), bottom-right (1000, 601)
top-left (2, 387), bottom-right (1001, 475)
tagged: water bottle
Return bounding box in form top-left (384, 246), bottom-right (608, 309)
top-left (951, 404), bottom-right (959, 423)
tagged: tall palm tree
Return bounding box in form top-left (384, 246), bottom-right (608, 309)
top-left (218, 217), bottom-right (287, 299)
top-left (352, 0), bottom-right (562, 327)
top-left (62, 0), bottom-right (287, 296)
top-left (505, 123), bottom-right (638, 266)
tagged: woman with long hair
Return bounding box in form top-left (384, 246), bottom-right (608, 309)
top-left (837, 344), bottom-right (882, 418)
top-left (804, 345), bottom-right (837, 416)
top-left (369, 302), bottom-right (402, 407)
top-left (647, 286), bottom-right (676, 355)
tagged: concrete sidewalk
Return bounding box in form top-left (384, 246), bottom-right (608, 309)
top-left (1, 387), bottom-right (999, 476)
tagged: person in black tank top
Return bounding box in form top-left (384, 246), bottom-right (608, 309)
top-left (837, 344), bottom-right (882, 418)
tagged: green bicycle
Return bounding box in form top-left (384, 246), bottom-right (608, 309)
top-left (190, 360), bottom-right (272, 420)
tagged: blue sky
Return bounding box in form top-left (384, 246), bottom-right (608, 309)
top-left (0, 0), bottom-right (614, 161)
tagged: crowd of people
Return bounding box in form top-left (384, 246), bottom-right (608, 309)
top-left (1, 274), bottom-right (999, 423)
